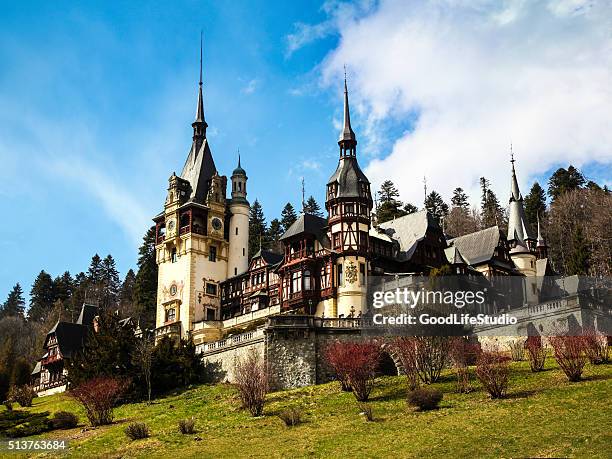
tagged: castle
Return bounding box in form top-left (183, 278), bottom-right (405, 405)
top-left (152, 53), bottom-right (561, 352)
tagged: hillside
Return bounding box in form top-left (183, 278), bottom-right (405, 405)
top-left (5, 360), bottom-right (612, 458)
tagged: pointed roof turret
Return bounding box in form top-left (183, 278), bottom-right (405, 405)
top-left (232, 153), bottom-right (246, 177)
top-left (536, 213), bottom-right (546, 247)
top-left (192, 32), bottom-right (208, 141)
top-left (507, 147), bottom-right (535, 245)
top-left (338, 68), bottom-right (357, 156)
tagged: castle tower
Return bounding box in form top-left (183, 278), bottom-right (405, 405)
top-left (324, 76), bottom-right (373, 317)
top-left (536, 213), bottom-right (548, 260)
top-left (153, 39), bottom-right (227, 343)
top-left (228, 155), bottom-right (250, 277)
top-left (507, 151), bottom-right (538, 305)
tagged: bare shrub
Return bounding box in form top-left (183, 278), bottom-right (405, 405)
top-left (324, 341), bottom-right (381, 402)
top-left (277, 407), bottom-right (302, 426)
top-left (69, 377), bottom-right (128, 426)
top-left (234, 349), bottom-right (268, 417)
top-left (8, 385), bottom-right (36, 407)
top-left (358, 402), bottom-right (374, 422)
top-left (407, 387), bottom-right (443, 411)
top-left (125, 422), bottom-right (149, 440)
top-left (549, 335), bottom-right (587, 382)
top-left (394, 337), bottom-right (449, 386)
top-left (508, 339), bottom-right (525, 361)
top-left (583, 328), bottom-right (609, 365)
top-left (525, 336), bottom-right (547, 372)
top-left (178, 418), bottom-right (196, 434)
top-left (323, 341), bottom-right (353, 391)
top-left (50, 411), bottom-right (78, 429)
top-left (449, 337), bottom-right (478, 393)
top-left (475, 351), bottom-right (510, 399)
top-left (393, 337), bottom-right (420, 390)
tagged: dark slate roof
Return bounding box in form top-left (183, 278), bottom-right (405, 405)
top-left (326, 157), bottom-right (370, 198)
top-left (378, 210), bottom-right (438, 261)
top-left (252, 249), bottom-right (283, 265)
top-left (444, 246), bottom-right (468, 265)
top-left (46, 321), bottom-right (88, 359)
top-left (448, 226), bottom-right (502, 265)
top-left (232, 155), bottom-right (246, 177)
top-left (280, 213), bottom-right (328, 241)
top-left (180, 139), bottom-right (217, 203)
top-left (76, 304), bottom-right (98, 326)
top-left (507, 163), bottom-right (535, 242)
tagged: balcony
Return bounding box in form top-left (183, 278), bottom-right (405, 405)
top-left (155, 321), bottom-right (181, 339)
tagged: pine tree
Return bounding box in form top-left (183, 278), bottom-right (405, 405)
top-left (1, 284), bottom-right (25, 318)
top-left (248, 199), bottom-right (268, 258)
top-left (267, 218), bottom-right (283, 254)
top-left (524, 182), bottom-right (547, 229)
top-left (403, 203), bottom-right (418, 214)
top-left (69, 272), bottom-right (88, 321)
top-left (120, 269), bottom-right (136, 315)
top-left (28, 270), bottom-right (56, 322)
top-left (567, 226), bottom-right (590, 275)
top-left (53, 271), bottom-right (74, 305)
top-left (548, 165), bottom-right (585, 201)
top-left (87, 254), bottom-right (103, 284)
top-left (280, 203), bottom-right (297, 232)
top-left (100, 255), bottom-right (121, 311)
top-left (424, 190), bottom-right (449, 225)
top-left (480, 177), bottom-right (504, 228)
top-left (451, 187), bottom-right (469, 210)
top-left (304, 196), bottom-right (323, 217)
top-left (377, 180), bottom-right (406, 223)
top-left (133, 226), bottom-right (158, 330)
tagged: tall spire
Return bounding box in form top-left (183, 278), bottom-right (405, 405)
top-left (507, 147), bottom-right (535, 245)
top-left (510, 143), bottom-right (521, 202)
top-left (536, 213), bottom-right (545, 246)
top-left (338, 66), bottom-right (356, 156)
top-left (192, 31), bottom-right (208, 145)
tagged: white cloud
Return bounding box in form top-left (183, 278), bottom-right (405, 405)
top-left (241, 79), bottom-right (259, 94)
top-left (317, 0), bottom-right (612, 207)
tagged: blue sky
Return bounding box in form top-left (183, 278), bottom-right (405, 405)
top-left (1, 0), bottom-right (610, 299)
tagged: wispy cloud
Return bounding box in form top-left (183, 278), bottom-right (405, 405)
top-left (241, 78), bottom-right (259, 94)
top-left (286, 21), bottom-right (335, 57)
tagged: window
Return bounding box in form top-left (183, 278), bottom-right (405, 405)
top-left (333, 233), bottom-right (341, 249)
top-left (166, 308), bottom-right (176, 322)
top-left (337, 264), bottom-right (343, 286)
top-left (359, 263), bottom-right (366, 285)
top-left (238, 182), bottom-right (242, 191)
top-left (359, 231), bottom-right (368, 247)
top-left (243, 248), bottom-right (245, 256)
top-left (304, 270), bottom-right (312, 290)
top-left (236, 227), bottom-right (239, 235)
top-left (345, 203), bottom-right (354, 214)
top-left (234, 267), bottom-right (238, 276)
top-left (209, 245), bottom-right (217, 262)
top-left (291, 271), bottom-right (302, 293)
top-left (171, 248), bottom-right (177, 263)
top-left (206, 308), bottom-right (216, 321)
top-left (206, 283), bottom-right (218, 296)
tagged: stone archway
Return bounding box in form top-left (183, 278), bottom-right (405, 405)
top-left (379, 342), bottom-right (404, 376)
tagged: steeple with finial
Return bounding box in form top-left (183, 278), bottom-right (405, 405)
top-left (507, 145), bottom-right (535, 249)
top-left (192, 31), bottom-right (208, 150)
top-left (338, 66), bottom-right (357, 157)
top-left (536, 213), bottom-right (548, 259)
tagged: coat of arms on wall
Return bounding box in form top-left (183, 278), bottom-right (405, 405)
top-left (345, 261), bottom-right (358, 284)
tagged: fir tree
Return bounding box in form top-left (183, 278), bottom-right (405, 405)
top-left (377, 180), bottom-right (406, 223)
top-left (100, 255), bottom-right (121, 311)
top-left (28, 270), bottom-right (56, 322)
top-left (280, 203), bottom-right (297, 232)
top-left (548, 165), bottom-right (585, 201)
top-left (403, 203), bottom-right (418, 214)
top-left (451, 187), bottom-right (469, 210)
top-left (424, 190), bottom-right (449, 225)
top-left (1, 284), bottom-right (25, 318)
top-left (524, 182), bottom-right (547, 229)
top-left (133, 226), bottom-right (158, 330)
top-left (480, 177), bottom-right (504, 228)
top-left (567, 226), bottom-right (590, 275)
top-left (304, 196), bottom-right (323, 217)
top-left (69, 272), bottom-right (88, 321)
top-left (120, 269), bottom-right (136, 315)
top-left (267, 218), bottom-right (283, 253)
top-left (53, 271), bottom-right (74, 305)
top-left (248, 199), bottom-right (268, 258)
top-left (87, 254), bottom-right (103, 284)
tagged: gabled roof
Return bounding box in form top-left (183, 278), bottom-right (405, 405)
top-left (448, 226), bottom-right (503, 265)
top-left (252, 249), bottom-right (283, 266)
top-left (280, 213), bottom-right (328, 241)
top-left (45, 321), bottom-right (88, 359)
top-left (444, 246), bottom-right (468, 265)
top-left (377, 210), bottom-right (438, 261)
top-left (76, 304), bottom-right (98, 326)
top-left (180, 139), bottom-right (217, 203)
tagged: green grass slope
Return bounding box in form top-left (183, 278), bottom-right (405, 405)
top-left (5, 360), bottom-right (611, 458)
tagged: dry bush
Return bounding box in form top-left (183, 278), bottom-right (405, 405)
top-left (178, 417), bottom-right (196, 434)
top-left (234, 349), bottom-right (268, 417)
top-left (525, 336), bottom-right (547, 372)
top-left (324, 341), bottom-right (381, 402)
top-left (50, 411), bottom-right (78, 429)
top-left (394, 337), bottom-right (450, 386)
top-left (449, 337), bottom-right (479, 393)
top-left (69, 377), bottom-right (128, 426)
top-left (583, 328), bottom-right (609, 365)
top-left (508, 339), bottom-right (525, 361)
top-left (549, 335), bottom-right (587, 382)
top-left (393, 337), bottom-right (420, 390)
top-left (277, 407), bottom-right (302, 427)
top-left (8, 385), bottom-right (36, 407)
top-left (407, 387), bottom-right (443, 411)
top-left (125, 422), bottom-right (149, 440)
top-left (475, 351), bottom-right (510, 399)
top-left (358, 402), bottom-right (374, 422)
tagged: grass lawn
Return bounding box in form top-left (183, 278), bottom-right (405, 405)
top-left (4, 359), bottom-right (611, 458)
